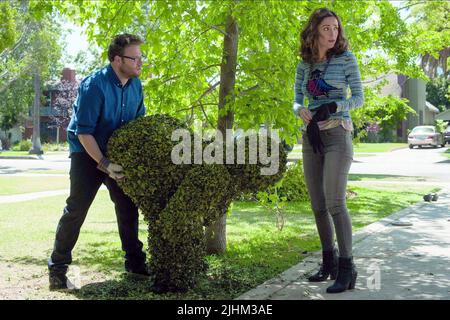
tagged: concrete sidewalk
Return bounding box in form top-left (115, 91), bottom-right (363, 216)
top-left (238, 187), bottom-right (450, 300)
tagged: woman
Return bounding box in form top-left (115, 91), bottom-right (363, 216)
top-left (293, 8), bottom-right (364, 293)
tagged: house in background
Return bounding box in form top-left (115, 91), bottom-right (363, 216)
top-left (436, 108), bottom-right (450, 123)
top-left (24, 68), bottom-right (77, 143)
top-left (374, 74), bottom-right (440, 142)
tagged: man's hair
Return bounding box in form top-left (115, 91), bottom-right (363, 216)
top-left (299, 8), bottom-right (348, 64)
top-left (108, 34), bottom-right (144, 62)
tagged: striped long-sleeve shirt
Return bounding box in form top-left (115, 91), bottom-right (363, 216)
top-left (293, 51), bottom-right (364, 131)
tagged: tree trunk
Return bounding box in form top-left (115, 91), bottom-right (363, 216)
top-left (29, 71), bottom-right (43, 155)
top-left (205, 15), bottom-right (238, 255)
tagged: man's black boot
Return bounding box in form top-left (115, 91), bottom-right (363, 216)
top-left (125, 261), bottom-right (151, 278)
top-left (49, 271), bottom-right (69, 291)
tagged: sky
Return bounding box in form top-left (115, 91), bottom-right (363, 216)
top-left (61, 20), bottom-right (90, 69)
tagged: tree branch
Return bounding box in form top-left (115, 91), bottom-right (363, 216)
top-left (176, 81), bottom-right (220, 113)
top-left (184, 10), bottom-right (227, 36)
top-left (199, 100), bottom-right (215, 127)
top-left (161, 64), bottom-right (221, 84)
top-left (238, 84), bottom-right (260, 96)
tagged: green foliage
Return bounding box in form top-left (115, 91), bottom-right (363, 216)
top-left (0, 76), bottom-right (33, 132)
top-left (12, 139), bottom-right (32, 152)
top-left (48, 0), bottom-right (447, 145)
top-left (0, 1), bottom-right (18, 52)
top-left (277, 160), bottom-right (309, 202)
top-left (435, 119), bottom-right (447, 134)
top-left (249, 160), bottom-right (308, 230)
top-left (42, 142), bottom-right (69, 152)
top-left (107, 114), bottom-right (287, 292)
top-left (407, 0), bottom-right (450, 77)
top-left (0, 1), bottom-right (63, 90)
top-left (427, 76), bottom-right (450, 112)
top-left (352, 93), bottom-right (416, 142)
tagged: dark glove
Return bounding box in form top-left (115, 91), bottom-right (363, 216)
top-left (306, 102), bottom-right (337, 154)
top-left (311, 102), bottom-right (338, 122)
top-left (306, 119), bottom-right (324, 154)
top-left (97, 157), bottom-right (125, 181)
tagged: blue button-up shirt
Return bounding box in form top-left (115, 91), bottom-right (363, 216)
top-left (67, 64), bottom-right (145, 154)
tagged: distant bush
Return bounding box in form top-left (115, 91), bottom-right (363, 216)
top-left (42, 142), bottom-right (69, 152)
top-left (12, 140), bottom-right (32, 151)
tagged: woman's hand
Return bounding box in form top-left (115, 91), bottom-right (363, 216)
top-left (299, 108), bottom-right (313, 125)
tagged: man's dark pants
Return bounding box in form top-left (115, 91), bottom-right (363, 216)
top-left (48, 152), bottom-right (145, 275)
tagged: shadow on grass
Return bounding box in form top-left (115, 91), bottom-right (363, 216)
top-left (348, 193), bottom-right (419, 229)
top-left (2, 187), bottom-right (427, 299)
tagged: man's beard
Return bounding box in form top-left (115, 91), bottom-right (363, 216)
top-left (120, 65), bottom-right (138, 78)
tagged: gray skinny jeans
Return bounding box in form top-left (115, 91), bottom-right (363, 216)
top-left (302, 125), bottom-right (353, 258)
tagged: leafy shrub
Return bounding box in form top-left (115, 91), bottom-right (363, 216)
top-left (12, 139), bottom-right (32, 151)
top-left (277, 160), bottom-right (309, 202)
top-left (240, 160), bottom-right (309, 203)
top-left (42, 142), bottom-right (69, 152)
top-left (107, 114), bottom-right (287, 293)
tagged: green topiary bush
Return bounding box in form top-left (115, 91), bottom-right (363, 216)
top-left (107, 114), bottom-right (287, 293)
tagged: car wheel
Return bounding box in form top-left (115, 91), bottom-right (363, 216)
top-left (418, 145), bottom-right (422, 148)
top-left (409, 144), bottom-right (413, 149)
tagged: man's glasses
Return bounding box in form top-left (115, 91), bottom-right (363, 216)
top-left (120, 55), bottom-right (145, 63)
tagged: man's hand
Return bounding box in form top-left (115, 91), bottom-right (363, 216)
top-left (97, 157), bottom-right (125, 181)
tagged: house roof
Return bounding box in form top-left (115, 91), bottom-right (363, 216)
top-left (425, 101), bottom-right (440, 113)
top-left (436, 108), bottom-right (450, 121)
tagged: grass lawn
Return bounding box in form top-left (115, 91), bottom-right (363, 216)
top-left (444, 148), bottom-right (450, 159)
top-left (0, 182), bottom-right (438, 300)
top-left (0, 151), bottom-right (68, 157)
top-left (286, 143), bottom-right (407, 160)
top-left (0, 176), bottom-right (70, 195)
top-left (352, 143), bottom-right (407, 153)
top-left (0, 151), bottom-right (36, 157)
top-left (348, 173), bottom-right (430, 182)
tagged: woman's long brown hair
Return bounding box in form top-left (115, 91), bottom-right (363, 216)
top-left (299, 8), bottom-right (349, 64)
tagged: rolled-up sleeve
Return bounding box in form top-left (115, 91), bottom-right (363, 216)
top-left (293, 62), bottom-right (306, 117)
top-left (74, 82), bottom-right (104, 135)
top-left (336, 52), bottom-right (364, 112)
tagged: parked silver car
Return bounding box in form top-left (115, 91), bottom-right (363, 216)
top-left (444, 125), bottom-right (450, 145)
top-left (408, 125), bottom-right (445, 149)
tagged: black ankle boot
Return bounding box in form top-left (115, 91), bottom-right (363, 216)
top-left (308, 248), bottom-right (338, 282)
top-left (326, 256), bottom-right (357, 293)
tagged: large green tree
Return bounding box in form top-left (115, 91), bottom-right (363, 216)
top-left (0, 76), bottom-right (33, 149)
top-left (0, 0), bottom-right (63, 153)
top-left (427, 76), bottom-right (450, 112)
top-left (38, 0), bottom-right (448, 253)
top-left (403, 0), bottom-right (450, 78)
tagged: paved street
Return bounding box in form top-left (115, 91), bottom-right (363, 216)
top-left (0, 153), bottom-right (70, 174)
top-left (351, 146), bottom-right (449, 181)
